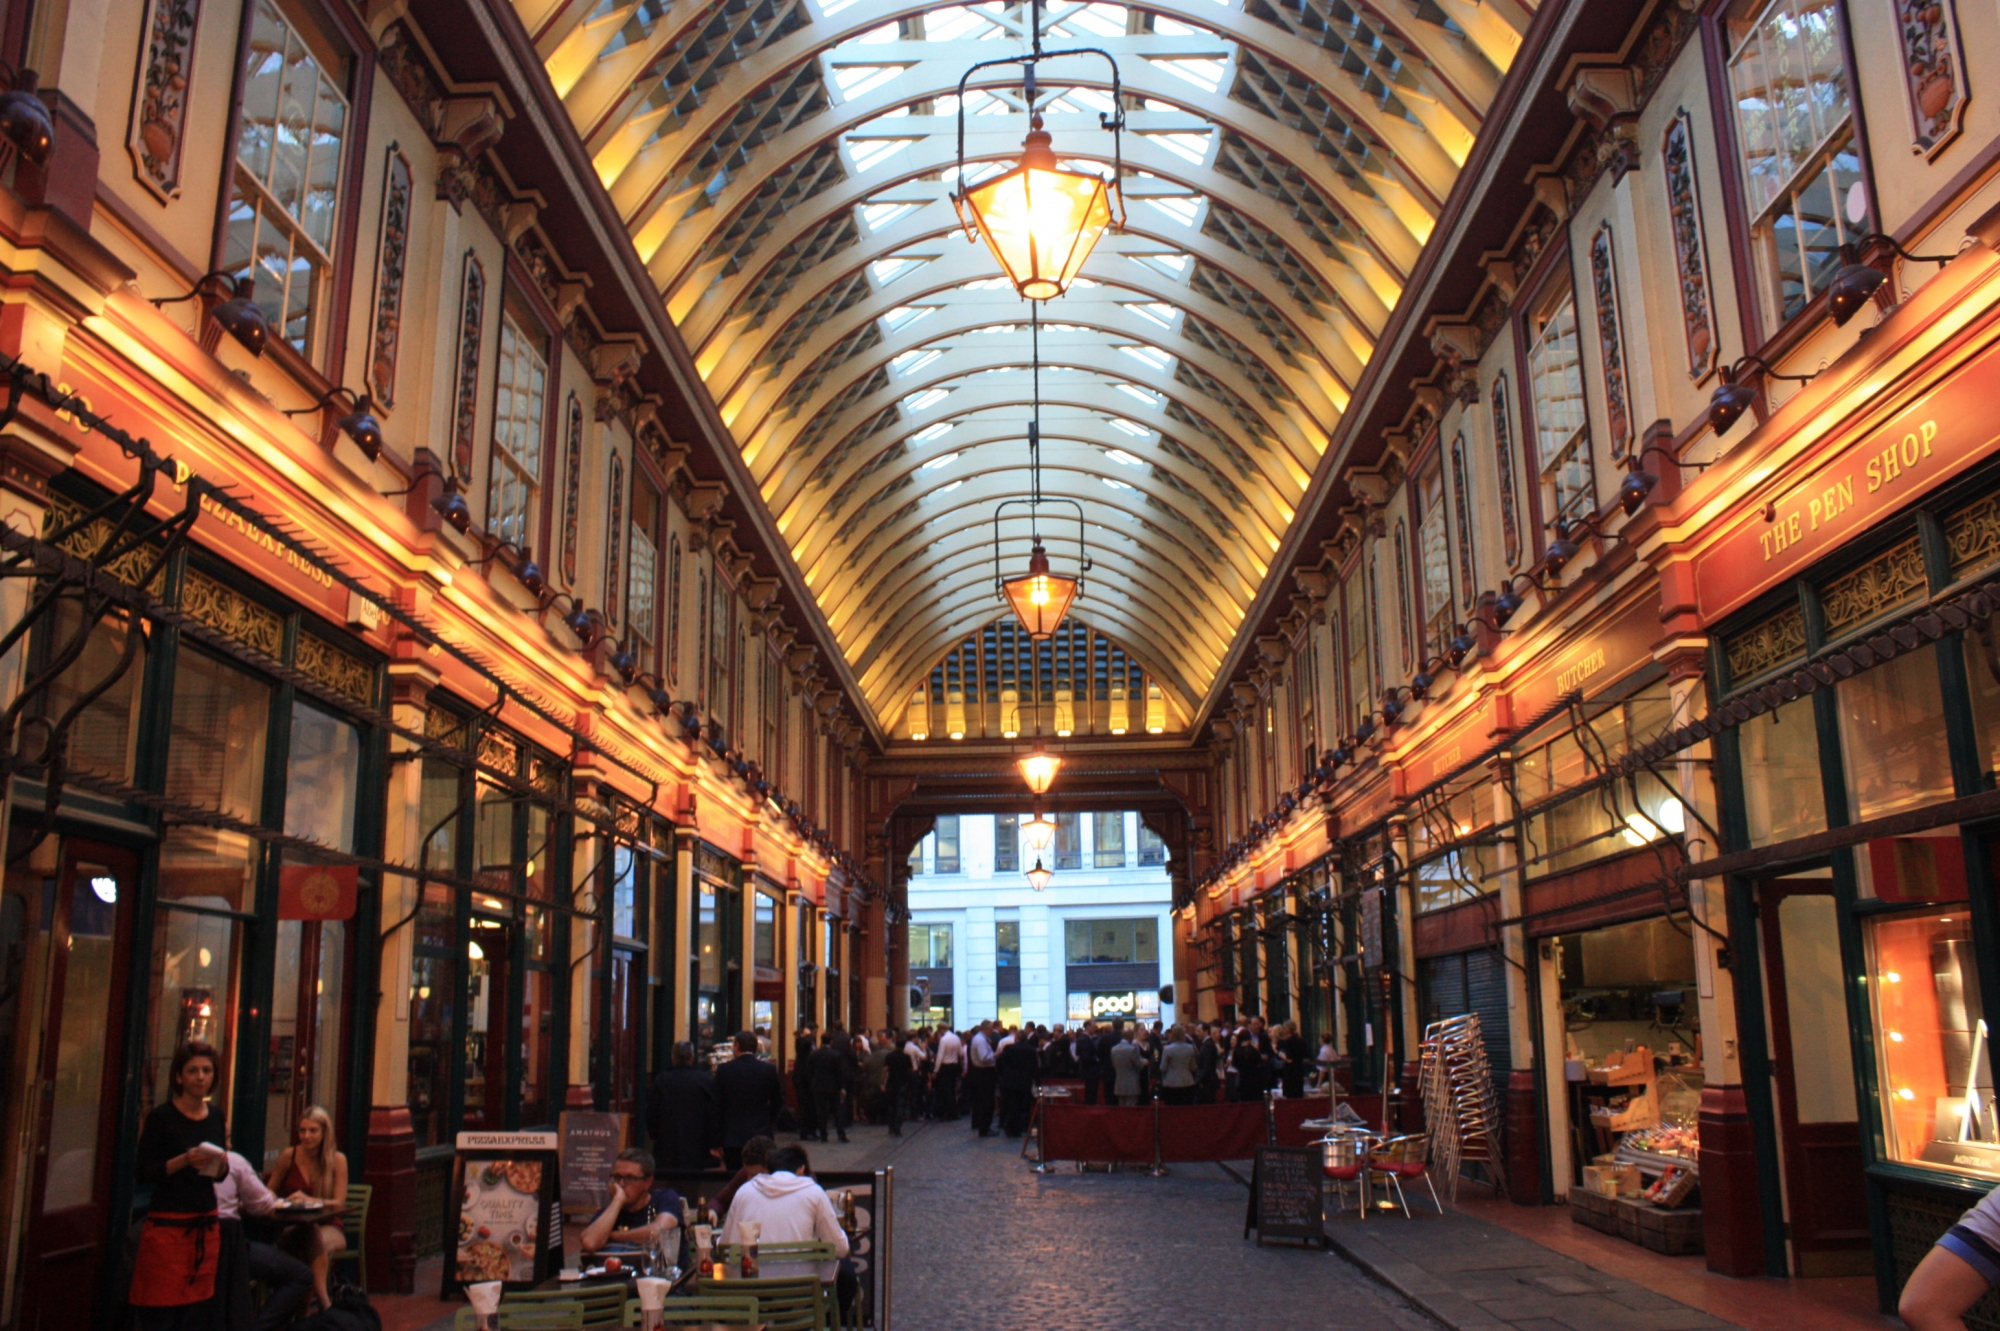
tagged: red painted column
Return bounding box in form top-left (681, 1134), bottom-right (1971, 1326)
top-left (1506, 1069), bottom-right (1543, 1203)
top-left (363, 1106), bottom-right (417, 1294)
top-left (1699, 1085), bottom-right (1766, 1275)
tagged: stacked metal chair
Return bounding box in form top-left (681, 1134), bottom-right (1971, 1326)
top-left (1418, 1013), bottom-right (1506, 1202)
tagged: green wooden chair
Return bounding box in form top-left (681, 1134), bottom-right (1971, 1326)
top-left (745, 1242), bottom-right (847, 1328)
top-left (453, 1304), bottom-right (584, 1330)
top-left (697, 1275), bottom-right (826, 1331)
top-left (502, 1284), bottom-right (629, 1327)
top-left (622, 1294), bottom-right (762, 1326)
top-left (330, 1183), bottom-right (372, 1290)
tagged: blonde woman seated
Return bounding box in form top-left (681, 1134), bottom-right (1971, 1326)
top-left (264, 1106), bottom-right (348, 1312)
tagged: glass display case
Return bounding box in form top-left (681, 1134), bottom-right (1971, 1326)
top-left (1868, 911), bottom-right (2000, 1179)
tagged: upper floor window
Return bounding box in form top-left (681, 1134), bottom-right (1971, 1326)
top-left (488, 311), bottom-right (548, 550)
top-left (227, 0), bottom-right (349, 357)
top-left (908, 922), bottom-right (952, 967)
top-left (995, 814), bottom-right (1019, 872)
top-left (1138, 822), bottom-right (1166, 866)
top-left (1054, 812), bottom-right (1081, 871)
top-left (1416, 461), bottom-right (1452, 651)
top-left (1728, 0), bottom-right (1863, 325)
top-left (1527, 286), bottom-right (1593, 525)
top-left (934, 815), bottom-right (961, 874)
top-left (628, 474), bottom-right (662, 658)
top-left (1093, 812), bottom-right (1125, 869)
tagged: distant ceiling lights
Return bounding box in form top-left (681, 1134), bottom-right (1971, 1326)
top-left (950, 0), bottom-right (1126, 301)
top-left (994, 309), bottom-right (1091, 640)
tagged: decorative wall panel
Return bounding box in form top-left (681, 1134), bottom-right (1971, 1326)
top-left (1661, 111), bottom-right (1718, 381)
top-left (1588, 223), bottom-right (1633, 456)
top-left (369, 147), bottom-right (413, 409)
top-left (450, 251), bottom-right (486, 480)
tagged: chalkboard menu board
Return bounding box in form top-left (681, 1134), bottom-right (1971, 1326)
top-left (1245, 1144), bottom-right (1325, 1247)
top-left (559, 1111), bottom-right (629, 1215)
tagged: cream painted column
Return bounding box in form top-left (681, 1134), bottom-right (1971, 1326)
top-left (737, 865), bottom-right (756, 1042)
top-left (1538, 936), bottom-right (1573, 1190)
top-left (371, 676), bottom-right (437, 1113)
top-left (1673, 671), bottom-right (1738, 1088)
top-left (569, 831), bottom-right (604, 1099)
top-left (671, 835), bottom-right (694, 1043)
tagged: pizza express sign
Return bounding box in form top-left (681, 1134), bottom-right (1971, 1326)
top-left (1695, 343), bottom-right (2000, 619)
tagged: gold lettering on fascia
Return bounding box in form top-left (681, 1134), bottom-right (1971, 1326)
top-left (1557, 647), bottom-right (1608, 694)
top-left (198, 495), bottom-right (337, 588)
top-left (1429, 745), bottom-right (1463, 779)
top-left (1761, 419), bottom-right (1937, 561)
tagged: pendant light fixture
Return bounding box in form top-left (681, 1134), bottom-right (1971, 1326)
top-left (1022, 810), bottom-right (1057, 852)
top-left (1019, 741), bottom-right (1061, 795)
top-left (950, 0), bottom-right (1126, 301)
top-left (1025, 858), bottom-right (1054, 891)
top-left (995, 308), bottom-right (1090, 640)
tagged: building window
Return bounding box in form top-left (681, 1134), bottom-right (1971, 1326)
top-left (1054, 812), bottom-right (1081, 870)
top-left (487, 312), bottom-right (548, 550)
top-left (1138, 822), bottom-right (1166, 866)
top-left (1064, 918), bottom-right (1159, 964)
top-left (626, 476), bottom-right (661, 655)
top-left (996, 920), bottom-right (1021, 1026)
top-left (226, 0), bottom-right (349, 356)
top-left (995, 814), bottom-right (1019, 872)
top-left (1093, 812), bottom-right (1125, 868)
top-left (1341, 574), bottom-right (1371, 736)
top-left (1527, 286), bottom-right (1594, 525)
top-left (1728, 0), bottom-right (1863, 325)
top-left (934, 815), bottom-right (961, 874)
top-left (1416, 463), bottom-right (1452, 653)
top-left (667, 535), bottom-right (682, 683)
top-left (908, 922), bottom-right (952, 967)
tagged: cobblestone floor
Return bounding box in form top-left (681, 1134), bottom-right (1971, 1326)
top-left (840, 1122), bottom-right (1445, 1331)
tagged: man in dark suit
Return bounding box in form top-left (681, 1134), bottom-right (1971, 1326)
top-left (809, 1026), bottom-right (854, 1143)
top-left (714, 1030), bottom-right (785, 1171)
top-left (647, 1040), bottom-right (721, 1172)
top-left (1094, 1019), bottom-right (1123, 1107)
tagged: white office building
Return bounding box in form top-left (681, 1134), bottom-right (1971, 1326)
top-left (904, 812), bottom-right (1176, 1030)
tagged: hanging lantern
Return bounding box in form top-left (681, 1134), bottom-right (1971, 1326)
top-left (955, 116), bottom-right (1114, 301)
top-left (1018, 740), bottom-right (1062, 796)
top-left (1021, 810), bottom-right (1057, 853)
top-left (1025, 858), bottom-right (1054, 891)
top-left (1001, 539), bottom-right (1079, 639)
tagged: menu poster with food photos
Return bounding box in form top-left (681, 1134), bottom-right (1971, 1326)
top-left (442, 1132), bottom-right (563, 1296)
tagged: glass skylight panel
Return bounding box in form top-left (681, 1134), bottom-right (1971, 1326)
top-left (1146, 57), bottom-right (1225, 92)
top-left (1151, 15), bottom-right (1203, 36)
top-left (1136, 252), bottom-right (1190, 277)
top-left (883, 305), bottom-right (936, 331)
top-left (1141, 133), bottom-right (1211, 166)
top-left (863, 201), bottom-right (918, 230)
top-left (832, 64), bottom-right (911, 100)
top-left (847, 136), bottom-right (917, 171)
top-left (1105, 449), bottom-right (1145, 467)
top-left (934, 479), bottom-right (964, 494)
top-left (870, 255), bottom-right (930, 285)
top-left (913, 421), bottom-right (955, 442)
top-left (957, 276), bottom-right (1015, 291)
top-left (1118, 384), bottom-right (1163, 407)
top-left (1102, 476), bottom-right (1135, 491)
top-left (892, 348), bottom-right (943, 375)
top-left (923, 5), bottom-right (1004, 42)
top-left (1109, 418), bottom-right (1152, 438)
top-left (903, 387), bottom-right (951, 411)
top-left (817, 0), bottom-right (867, 16)
top-left (921, 451), bottom-right (961, 470)
top-left (1123, 302), bottom-right (1177, 329)
top-left (1120, 345), bottom-right (1172, 372)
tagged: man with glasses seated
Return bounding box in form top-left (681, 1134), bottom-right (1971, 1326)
top-left (580, 1149), bottom-right (684, 1256)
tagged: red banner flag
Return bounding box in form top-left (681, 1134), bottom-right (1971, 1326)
top-left (279, 864), bottom-right (358, 920)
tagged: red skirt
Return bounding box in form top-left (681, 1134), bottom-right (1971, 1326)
top-left (129, 1210), bottom-right (219, 1307)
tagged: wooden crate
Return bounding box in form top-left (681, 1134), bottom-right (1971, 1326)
top-left (1569, 1189), bottom-right (1705, 1255)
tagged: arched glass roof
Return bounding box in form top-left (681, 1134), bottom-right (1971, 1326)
top-left (515, 0), bottom-right (1530, 723)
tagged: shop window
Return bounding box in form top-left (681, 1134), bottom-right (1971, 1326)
top-left (284, 701), bottom-right (359, 849)
top-left (934, 815), bottom-right (961, 874)
top-left (265, 906), bottom-right (346, 1163)
top-left (1093, 812), bottom-right (1126, 868)
top-left (997, 920), bottom-right (1021, 1026)
top-left (1738, 696), bottom-right (1825, 846)
top-left (166, 649), bottom-right (272, 824)
top-left (1065, 918), bottom-right (1158, 964)
top-left (1835, 643), bottom-right (1954, 822)
top-left (1727, 0), bottom-right (1864, 327)
top-left (1867, 909), bottom-right (2000, 1180)
top-left (1964, 625), bottom-right (2000, 787)
top-left (1054, 812), bottom-right (1081, 870)
top-left (38, 603), bottom-right (145, 782)
top-left (1139, 822), bottom-right (1167, 866)
top-left (1516, 700), bottom-right (1685, 876)
top-left (521, 904), bottom-right (554, 1126)
top-left (144, 909), bottom-right (241, 1119)
top-left (225, 0), bottom-right (350, 355)
top-left (995, 815), bottom-right (1019, 872)
top-left (487, 311), bottom-right (548, 551)
top-left (754, 891), bottom-right (777, 968)
top-left (1527, 285), bottom-right (1594, 525)
top-left (612, 844), bottom-right (638, 940)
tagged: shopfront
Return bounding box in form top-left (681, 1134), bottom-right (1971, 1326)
top-left (752, 874), bottom-right (786, 1044)
top-left (590, 795), bottom-right (671, 1118)
top-left (690, 841), bottom-right (741, 1053)
top-left (1705, 454), bottom-right (2000, 1286)
top-left (0, 483), bottom-right (387, 1328)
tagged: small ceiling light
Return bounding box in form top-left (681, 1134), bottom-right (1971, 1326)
top-left (1825, 251), bottom-right (1886, 327)
top-left (609, 642), bottom-right (639, 682)
top-left (1025, 858), bottom-right (1054, 891)
top-left (1019, 740), bottom-right (1062, 795)
top-left (0, 68), bottom-right (54, 165)
top-left (515, 556), bottom-right (547, 597)
top-left (1022, 811), bottom-right (1057, 853)
top-left (431, 484), bottom-right (473, 533)
top-left (285, 387), bottom-right (384, 460)
top-left (1706, 364), bottom-right (1756, 435)
top-left (1492, 585), bottom-right (1523, 627)
top-left (563, 601), bottom-right (598, 644)
top-left (153, 270), bottom-right (272, 357)
top-left (1446, 632), bottom-right (1475, 668)
top-left (1618, 466), bottom-right (1657, 516)
top-left (1544, 521), bottom-right (1581, 577)
top-left (1409, 672), bottom-right (1432, 701)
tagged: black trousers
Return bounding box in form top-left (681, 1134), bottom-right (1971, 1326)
top-left (932, 1065), bottom-right (960, 1119)
top-left (248, 1241), bottom-right (314, 1331)
top-left (998, 1086), bottom-right (1033, 1136)
top-left (813, 1085), bottom-right (848, 1138)
top-left (794, 1070), bottom-right (819, 1138)
top-left (1080, 1069), bottom-right (1100, 1105)
top-left (967, 1066), bottom-right (998, 1133)
top-left (1160, 1085), bottom-right (1196, 1106)
top-left (885, 1080), bottom-right (907, 1133)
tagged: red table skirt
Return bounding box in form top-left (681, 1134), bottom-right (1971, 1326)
top-left (1040, 1104), bottom-right (1157, 1163)
top-left (1156, 1102), bottom-right (1266, 1162)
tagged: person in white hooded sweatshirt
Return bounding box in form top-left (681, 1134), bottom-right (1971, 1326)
top-left (720, 1143), bottom-right (853, 1304)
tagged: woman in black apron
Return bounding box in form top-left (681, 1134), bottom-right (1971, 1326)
top-left (130, 1041), bottom-right (227, 1329)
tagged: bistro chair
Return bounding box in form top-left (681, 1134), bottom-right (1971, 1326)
top-left (455, 1304), bottom-right (585, 1329)
top-left (1367, 1134), bottom-right (1442, 1217)
top-left (698, 1274), bottom-right (827, 1331)
top-left (749, 1243), bottom-right (848, 1328)
top-left (332, 1183), bottom-right (373, 1289)
top-left (504, 1284), bottom-right (630, 1326)
top-left (1318, 1134), bottom-right (1369, 1221)
top-left (624, 1294), bottom-right (763, 1325)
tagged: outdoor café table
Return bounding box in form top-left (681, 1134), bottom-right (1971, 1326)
top-left (265, 1200), bottom-right (349, 1262)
